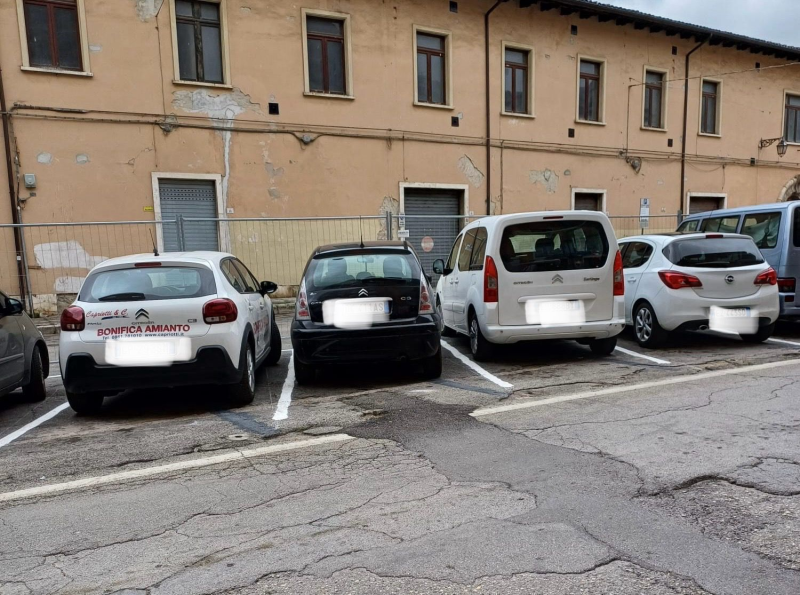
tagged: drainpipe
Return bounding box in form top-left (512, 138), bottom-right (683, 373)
top-left (485, 0), bottom-right (509, 216)
top-left (0, 61), bottom-right (28, 305)
top-left (680, 37), bottom-right (709, 215)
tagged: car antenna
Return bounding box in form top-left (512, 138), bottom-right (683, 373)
top-left (148, 228), bottom-right (160, 257)
top-left (359, 216), bottom-right (365, 249)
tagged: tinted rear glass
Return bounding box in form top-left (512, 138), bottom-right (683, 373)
top-left (81, 266), bottom-right (216, 303)
top-left (740, 212), bottom-right (781, 249)
top-left (700, 216), bottom-right (740, 233)
top-left (678, 219), bottom-right (700, 232)
top-left (500, 220), bottom-right (609, 273)
top-left (306, 251), bottom-right (420, 290)
top-left (663, 238), bottom-right (764, 268)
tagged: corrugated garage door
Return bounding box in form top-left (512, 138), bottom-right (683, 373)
top-left (689, 195), bottom-right (724, 214)
top-left (158, 179), bottom-right (219, 252)
top-left (574, 192), bottom-right (603, 211)
top-left (404, 190), bottom-right (462, 281)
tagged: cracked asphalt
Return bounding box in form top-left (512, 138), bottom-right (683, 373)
top-left (1, 325), bottom-right (800, 594)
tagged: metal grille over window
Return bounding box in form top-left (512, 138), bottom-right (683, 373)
top-left (644, 71), bottom-right (664, 129)
top-left (417, 33), bottom-right (446, 105)
top-left (504, 49), bottom-right (529, 114)
top-left (23, 0), bottom-right (82, 70)
top-left (579, 60), bottom-right (601, 122)
top-left (176, 0), bottom-right (223, 84)
top-left (306, 16), bottom-right (346, 94)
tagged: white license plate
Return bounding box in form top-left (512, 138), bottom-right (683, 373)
top-left (106, 338), bottom-right (191, 366)
top-left (347, 301), bottom-right (388, 314)
top-left (322, 298), bottom-right (392, 329)
top-left (712, 307), bottom-right (751, 318)
top-left (541, 300), bottom-right (581, 312)
top-left (525, 299), bottom-right (587, 325)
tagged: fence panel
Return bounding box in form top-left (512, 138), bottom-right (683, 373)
top-left (608, 215), bottom-right (680, 238)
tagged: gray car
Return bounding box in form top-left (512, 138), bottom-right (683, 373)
top-left (0, 292), bottom-right (48, 402)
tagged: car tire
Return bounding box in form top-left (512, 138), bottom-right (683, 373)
top-left (66, 391), bottom-right (104, 416)
top-left (589, 336), bottom-right (617, 356)
top-left (633, 302), bottom-right (668, 348)
top-left (22, 346), bottom-right (47, 402)
top-left (421, 346), bottom-right (443, 380)
top-left (294, 358), bottom-right (315, 385)
top-left (228, 344), bottom-right (256, 407)
top-left (264, 317), bottom-right (282, 366)
top-left (740, 322), bottom-right (776, 344)
top-left (469, 314), bottom-right (494, 362)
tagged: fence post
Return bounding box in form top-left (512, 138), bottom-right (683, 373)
top-left (17, 209), bottom-right (33, 315)
top-left (385, 212), bottom-right (393, 241)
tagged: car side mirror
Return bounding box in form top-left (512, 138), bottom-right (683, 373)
top-left (432, 259), bottom-right (445, 275)
top-left (260, 281), bottom-right (278, 295)
top-left (4, 298), bottom-right (23, 316)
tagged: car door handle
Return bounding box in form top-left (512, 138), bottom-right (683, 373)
top-left (248, 304), bottom-right (254, 311)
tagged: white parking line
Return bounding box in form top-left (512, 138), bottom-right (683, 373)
top-left (614, 345), bottom-right (670, 365)
top-left (0, 403), bottom-right (70, 449)
top-left (0, 433), bottom-right (354, 503)
top-left (471, 357), bottom-right (800, 418)
top-left (272, 351), bottom-right (295, 421)
top-left (767, 338), bottom-right (800, 347)
top-left (441, 340), bottom-right (513, 390)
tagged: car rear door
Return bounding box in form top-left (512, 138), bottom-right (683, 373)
top-left (0, 293), bottom-right (23, 390)
top-left (230, 259), bottom-right (269, 359)
top-left (440, 235), bottom-right (463, 328)
top-left (620, 241), bottom-right (655, 323)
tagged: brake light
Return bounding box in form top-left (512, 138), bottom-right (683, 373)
top-left (135, 262), bottom-right (162, 268)
top-left (484, 256), bottom-right (499, 303)
top-left (419, 278), bottom-right (434, 314)
top-left (705, 234), bottom-right (723, 239)
top-left (543, 216), bottom-right (564, 220)
top-left (755, 267), bottom-right (778, 286)
top-left (613, 250), bottom-right (624, 296)
top-left (659, 270), bottom-right (703, 289)
top-left (60, 305), bottom-right (85, 331)
top-left (203, 298), bottom-right (238, 324)
top-left (296, 279), bottom-right (310, 320)
top-left (778, 277), bottom-right (795, 292)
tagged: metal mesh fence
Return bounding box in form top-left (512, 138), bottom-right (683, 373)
top-left (608, 215), bottom-right (680, 238)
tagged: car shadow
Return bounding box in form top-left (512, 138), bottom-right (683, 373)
top-left (303, 361), bottom-right (431, 393)
top-left (89, 384), bottom-right (235, 421)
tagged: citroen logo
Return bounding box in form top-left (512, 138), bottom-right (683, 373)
top-left (552, 274), bottom-right (564, 284)
top-left (725, 275), bottom-right (735, 284)
top-left (135, 308), bottom-right (150, 320)
top-left (358, 288), bottom-right (369, 297)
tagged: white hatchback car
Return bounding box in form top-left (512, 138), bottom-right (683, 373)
top-left (619, 233), bottom-right (780, 347)
top-left (433, 211), bottom-right (626, 360)
top-left (59, 252), bottom-right (282, 414)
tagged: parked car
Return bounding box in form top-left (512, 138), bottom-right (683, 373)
top-left (0, 292), bottom-right (48, 403)
top-left (59, 252), bottom-right (281, 415)
top-left (619, 233), bottom-right (779, 347)
top-left (677, 201), bottom-right (800, 317)
top-left (433, 211), bottom-right (625, 361)
top-left (291, 241), bottom-right (442, 384)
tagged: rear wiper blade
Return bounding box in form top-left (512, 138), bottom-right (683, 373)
top-left (98, 292), bottom-right (146, 302)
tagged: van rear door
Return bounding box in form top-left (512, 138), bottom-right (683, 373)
top-left (496, 216), bottom-right (615, 326)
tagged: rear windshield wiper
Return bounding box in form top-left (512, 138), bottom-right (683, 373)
top-left (97, 292), bottom-right (146, 302)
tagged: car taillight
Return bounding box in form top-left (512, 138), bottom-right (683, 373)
top-left (777, 276), bottom-right (795, 292)
top-left (484, 256), bottom-right (499, 303)
top-left (203, 298), bottom-right (238, 324)
top-left (613, 250), bottom-right (624, 296)
top-left (60, 305), bottom-right (85, 331)
top-left (755, 267), bottom-right (778, 286)
top-left (658, 270), bottom-right (703, 289)
top-left (419, 278), bottom-right (434, 314)
top-left (296, 279), bottom-right (310, 320)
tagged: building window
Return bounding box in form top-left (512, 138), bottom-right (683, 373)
top-left (785, 94), bottom-right (800, 144)
top-left (174, 0), bottom-right (224, 84)
top-left (20, 0), bottom-right (85, 71)
top-left (504, 46), bottom-right (531, 115)
top-left (687, 193), bottom-right (725, 215)
top-left (416, 32), bottom-right (447, 105)
top-left (643, 69), bottom-right (665, 129)
top-left (572, 190), bottom-right (606, 212)
top-left (578, 59), bottom-right (603, 123)
top-left (306, 16), bottom-right (346, 94)
top-left (700, 80), bottom-right (720, 135)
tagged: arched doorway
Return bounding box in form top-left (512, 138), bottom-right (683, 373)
top-left (778, 175), bottom-right (800, 201)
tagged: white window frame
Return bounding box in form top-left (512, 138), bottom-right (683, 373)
top-left (641, 65), bottom-right (669, 132)
top-left (575, 55), bottom-right (606, 126)
top-left (571, 188), bottom-right (607, 213)
top-left (301, 8), bottom-right (354, 100)
top-left (782, 89), bottom-right (800, 146)
top-left (399, 182), bottom-right (469, 216)
top-left (685, 191), bottom-right (727, 215)
top-left (501, 41), bottom-right (535, 118)
top-left (698, 77), bottom-right (723, 137)
top-left (169, 0), bottom-right (232, 89)
top-left (151, 172), bottom-right (230, 253)
top-left (15, 0), bottom-right (92, 76)
top-left (412, 25), bottom-right (453, 110)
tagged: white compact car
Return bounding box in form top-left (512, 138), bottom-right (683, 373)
top-left (59, 252), bottom-right (282, 414)
top-left (433, 211), bottom-right (626, 361)
top-left (619, 233), bottom-right (779, 347)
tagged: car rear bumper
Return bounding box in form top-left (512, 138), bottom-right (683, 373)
top-left (779, 294), bottom-right (800, 317)
top-left (291, 317), bottom-right (441, 364)
top-left (653, 290), bottom-right (780, 331)
top-left (62, 346), bottom-right (241, 394)
top-left (481, 318), bottom-right (626, 344)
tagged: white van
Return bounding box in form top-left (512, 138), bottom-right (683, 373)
top-left (432, 211), bottom-right (625, 360)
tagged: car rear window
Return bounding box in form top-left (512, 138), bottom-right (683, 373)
top-left (499, 220), bottom-right (609, 273)
top-left (662, 238), bottom-right (764, 268)
top-left (306, 251), bottom-right (421, 290)
top-left (677, 219), bottom-right (700, 232)
top-left (740, 212), bottom-right (781, 249)
top-left (80, 266), bottom-right (217, 303)
top-left (700, 216), bottom-right (740, 233)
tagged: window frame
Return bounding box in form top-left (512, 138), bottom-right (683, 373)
top-left (501, 41), bottom-right (535, 118)
top-left (641, 65), bottom-right (668, 131)
top-left (412, 25), bottom-right (453, 110)
top-left (169, 0), bottom-right (231, 88)
top-left (575, 55), bottom-right (606, 125)
top-left (620, 241), bottom-right (655, 269)
top-left (698, 77), bottom-right (722, 137)
top-left (570, 188), bottom-right (607, 213)
top-left (301, 8), bottom-right (354, 100)
top-left (685, 192), bottom-right (727, 215)
top-left (469, 227), bottom-right (488, 271)
top-left (16, 0), bottom-right (91, 76)
top-left (783, 90), bottom-right (800, 145)
top-left (699, 215), bottom-right (741, 233)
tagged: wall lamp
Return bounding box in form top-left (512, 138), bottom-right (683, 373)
top-left (759, 136), bottom-right (788, 158)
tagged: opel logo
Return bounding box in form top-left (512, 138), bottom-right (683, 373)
top-left (358, 288), bottom-right (369, 297)
top-left (552, 274), bottom-right (564, 284)
top-left (725, 275), bottom-right (735, 284)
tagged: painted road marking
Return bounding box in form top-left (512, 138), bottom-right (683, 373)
top-left (768, 338), bottom-right (800, 347)
top-left (273, 351), bottom-right (296, 421)
top-left (0, 403), bottom-right (70, 449)
top-left (614, 345), bottom-right (670, 365)
top-left (471, 358), bottom-right (800, 418)
top-left (441, 340), bottom-right (513, 390)
top-left (0, 433), bottom-right (354, 503)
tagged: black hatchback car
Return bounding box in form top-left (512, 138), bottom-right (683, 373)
top-left (291, 241), bottom-right (442, 384)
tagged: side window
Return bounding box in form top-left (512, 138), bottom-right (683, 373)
top-left (446, 235), bottom-right (462, 271)
top-left (469, 228), bottom-right (488, 270)
top-left (701, 216), bottom-right (739, 233)
top-left (678, 219), bottom-right (700, 233)
top-left (621, 242), bottom-right (654, 269)
top-left (794, 208), bottom-right (800, 248)
top-left (741, 212), bottom-right (782, 250)
top-left (0, 292), bottom-right (7, 311)
top-left (221, 260), bottom-right (247, 293)
top-left (174, 0), bottom-right (226, 84)
top-left (618, 242), bottom-right (629, 260)
top-left (457, 230), bottom-right (477, 271)
top-left (232, 260), bottom-right (258, 292)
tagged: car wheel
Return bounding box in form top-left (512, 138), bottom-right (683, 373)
top-left (589, 336), bottom-right (617, 356)
top-left (22, 345), bottom-right (47, 402)
top-left (293, 358), bottom-right (315, 385)
top-left (421, 346), bottom-right (443, 380)
top-left (264, 316), bottom-right (282, 366)
top-left (740, 322), bottom-right (776, 344)
top-left (633, 302), bottom-right (668, 348)
top-left (228, 345), bottom-right (256, 407)
top-left (469, 314), bottom-right (494, 362)
top-left (66, 391), bottom-right (104, 416)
